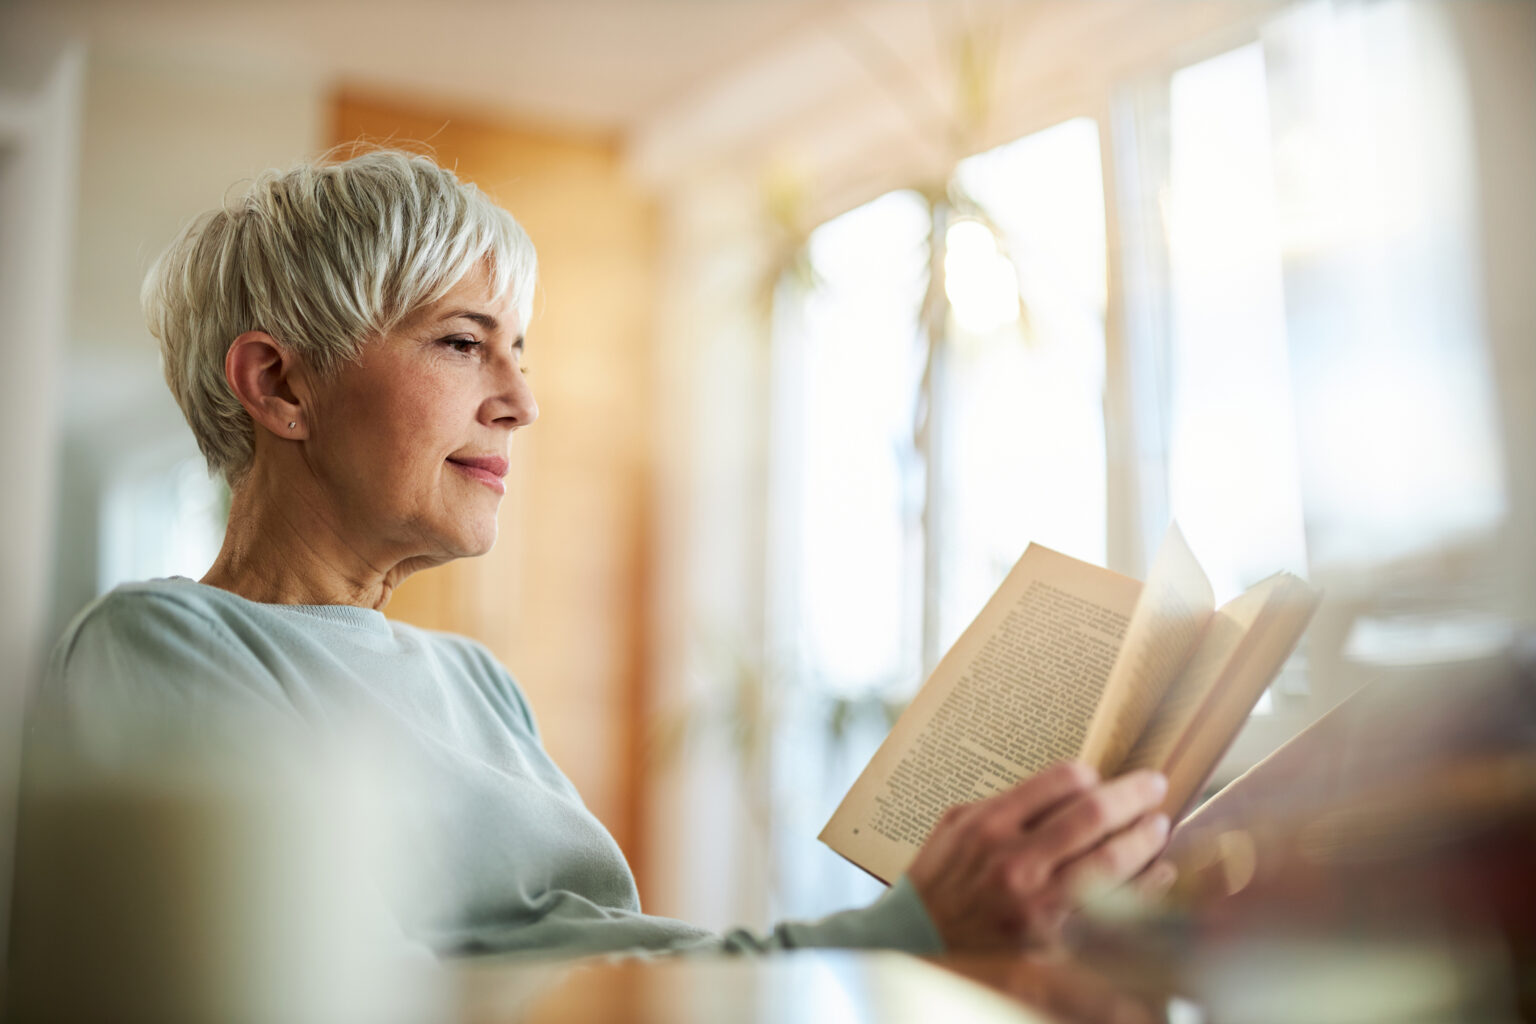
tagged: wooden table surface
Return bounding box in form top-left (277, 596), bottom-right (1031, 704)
top-left (448, 949), bottom-right (1175, 1024)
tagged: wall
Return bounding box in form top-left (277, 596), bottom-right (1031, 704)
top-left (1453, 0), bottom-right (1536, 627)
top-left (51, 48), bottom-right (325, 641)
top-left (5, 29), bottom-right (325, 973)
top-left (0, 30), bottom-right (83, 976)
top-left (330, 96), bottom-right (661, 887)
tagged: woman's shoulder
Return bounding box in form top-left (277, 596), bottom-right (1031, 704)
top-left (39, 580), bottom-right (306, 751)
top-left (53, 578), bottom-right (307, 672)
top-left (57, 578), bottom-right (404, 657)
top-left (78, 577), bottom-right (226, 612)
top-left (53, 579), bottom-right (236, 661)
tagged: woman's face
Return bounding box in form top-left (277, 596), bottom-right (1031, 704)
top-left (301, 265), bottom-right (537, 567)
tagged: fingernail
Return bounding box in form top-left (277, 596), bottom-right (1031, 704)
top-left (1148, 772), bottom-right (1168, 795)
top-left (1152, 813), bottom-right (1170, 835)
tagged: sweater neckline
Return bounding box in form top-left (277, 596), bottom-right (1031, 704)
top-left (163, 576), bottom-right (394, 636)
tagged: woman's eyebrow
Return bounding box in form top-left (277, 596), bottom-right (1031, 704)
top-left (439, 309), bottom-right (500, 330)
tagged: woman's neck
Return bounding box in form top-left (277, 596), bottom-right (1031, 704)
top-left (200, 465), bottom-right (427, 611)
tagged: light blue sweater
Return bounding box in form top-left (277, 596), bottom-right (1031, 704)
top-left (35, 579), bottom-right (943, 958)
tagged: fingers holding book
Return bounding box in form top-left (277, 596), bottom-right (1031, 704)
top-left (1031, 769), bottom-right (1169, 866)
top-left (906, 762), bottom-right (1170, 952)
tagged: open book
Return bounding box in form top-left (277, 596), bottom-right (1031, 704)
top-left (819, 526), bottom-right (1321, 884)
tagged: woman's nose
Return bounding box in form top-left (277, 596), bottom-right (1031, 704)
top-left (510, 369), bottom-right (539, 428)
top-left (488, 352), bottom-right (538, 429)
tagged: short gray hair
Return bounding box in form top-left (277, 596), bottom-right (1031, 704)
top-left (142, 149), bottom-right (537, 487)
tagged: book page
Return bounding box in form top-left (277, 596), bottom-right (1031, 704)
top-left (1077, 524), bottom-right (1214, 776)
top-left (819, 544), bottom-right (1142, 883)
top-left (1158, 573), bottom-right (1321, 819)
top-left (1118, 587), bottom-right (1270, 775)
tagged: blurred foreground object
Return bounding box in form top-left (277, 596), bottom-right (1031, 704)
top-left (1124, 635), bottom-right (1536, 1020)
top-left (1169, 638), bottom-right (1535, 926)
top-left (6, 731), bottom-right (440, 1024)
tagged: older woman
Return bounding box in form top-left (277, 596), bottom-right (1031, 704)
top-left (39, 151), bottom-right (1170, 958)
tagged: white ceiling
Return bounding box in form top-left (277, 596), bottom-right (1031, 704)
top-left (6, 0), bottom-right (1277, 192)
top-left (8, 0), bottom-right (894, 133)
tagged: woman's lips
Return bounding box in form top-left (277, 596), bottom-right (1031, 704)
top-left (447, 455), bottom-right (509, 495)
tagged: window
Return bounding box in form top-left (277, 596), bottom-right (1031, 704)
top-left (1165, 43), bottom-right (1308, 608)
top-left (99, 455), bottom-right (225, 590)
top-left (767, 118), bottom-right (1109, 920)
top-left (762, 0), bottom-right (1506, 918)
top-left (1160, 43), bottom-right (1312, 712)
top-left (766, 190), bottom-right (930, 918)
top-left (772, 190), bottom-right (930, 705)
top-left (944, 118), bottom-right (1109, 651)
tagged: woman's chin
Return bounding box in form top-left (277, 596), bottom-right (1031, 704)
top-left (408, 519), bottom-right (500, 566)
top-left (457, 520), bottom-right (501, 559)
top-left (463, 536), bottom-right (498, 559)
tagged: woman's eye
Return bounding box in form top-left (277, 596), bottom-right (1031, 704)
top-left (444, 336), bottom-right (481, 354)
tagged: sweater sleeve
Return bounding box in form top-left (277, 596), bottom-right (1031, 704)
top-left (455, 649), bottom-right (948, 958)
top-left (708, 875), bottom-right (945, 955)
top-left (430, 875), bottom-right (947, 959)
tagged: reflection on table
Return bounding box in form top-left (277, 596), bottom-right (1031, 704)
top-left (453, 952), bottom-right (1075, 1024)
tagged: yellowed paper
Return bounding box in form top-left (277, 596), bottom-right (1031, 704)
top-left (819, 532), bottom-right (1319, 882)
top-left (1158, 574), bottom-right (1321, 817)
top-left (1118, 586), bottom-right (1269, 774)
top-left (818, 544), bottom-right (1142, 882)
top-left (1077, 525), bottom-right (1214, 775)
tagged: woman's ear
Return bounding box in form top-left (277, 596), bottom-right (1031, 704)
top-left (224, 331), bottom-right (309, 439)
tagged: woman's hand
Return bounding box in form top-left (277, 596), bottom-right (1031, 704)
top-left (906, 761), bottom-right (1171, 951)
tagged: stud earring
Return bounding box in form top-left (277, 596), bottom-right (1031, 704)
top-left (287, 422), bottom-right (297, 430)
